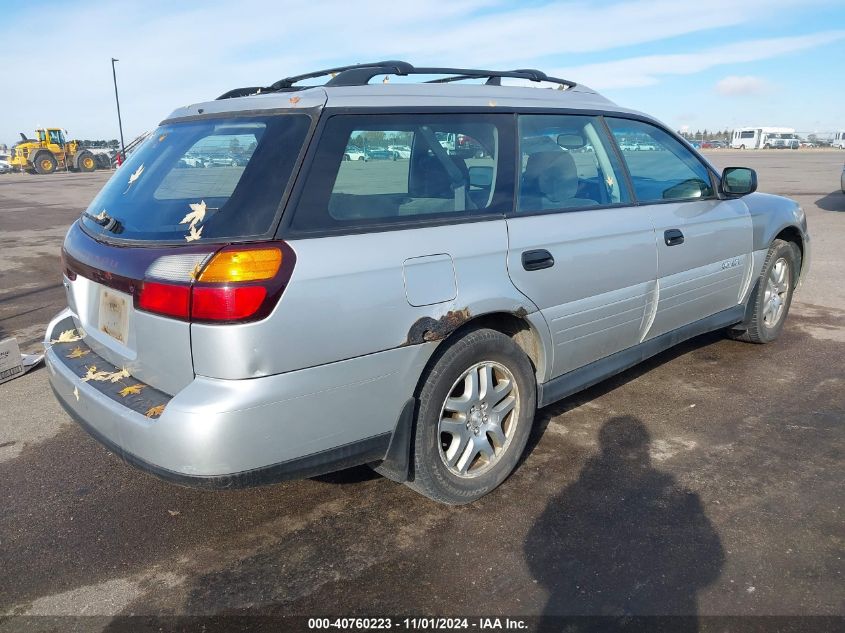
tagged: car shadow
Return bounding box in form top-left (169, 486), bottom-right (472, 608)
top-left (524, 415), bottom-right (724, 631)
top-left (815, 190), bottom-right (845, 212)
top-left (523, 331), bottom-right (722, 463)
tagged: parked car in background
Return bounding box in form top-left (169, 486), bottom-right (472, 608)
top-left (0, 159), bottom-right (12, 174)
top-left (388, 145), bottom-right (412, 159)
top-left (636, 140), bottom-right (657, 151)
top-left (45, 60), bottom-right (810, 505)
top-left (343, 145), bottom-right (366, 161)
top-left (365, 147), bottom-right (397, 160)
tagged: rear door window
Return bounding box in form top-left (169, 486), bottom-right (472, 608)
top-left (517, 114), bottom-right (630, 213)
top-left (80, 114), bottom-right (310, 243)
top-left (289, 114), bottom-right (514, 233)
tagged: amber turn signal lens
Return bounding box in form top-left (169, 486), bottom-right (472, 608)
top-left (197, 248), bottom-right (282, 283)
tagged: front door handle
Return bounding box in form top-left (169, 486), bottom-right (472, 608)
top-left (664, 229), bottom-right (685, 246)
top-left (522, 249), bottom-right (555, 271)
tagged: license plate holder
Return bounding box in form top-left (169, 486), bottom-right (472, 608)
top-left (98, 289), bottom-right (129, 344)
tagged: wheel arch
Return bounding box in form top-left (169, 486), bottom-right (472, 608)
top-left (379, 309), bottom-right (546, 484)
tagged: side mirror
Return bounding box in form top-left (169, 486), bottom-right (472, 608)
top-left (468, 165), bottom-right (493, 189)
top-left (721, 167), bottom-right (757, 196)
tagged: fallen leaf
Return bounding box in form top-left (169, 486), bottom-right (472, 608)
top-left (52, 329), bottom-right (81, 344)
top-left (158, 134), bottom-right (167, 142)
top-left (145, 404), bottom-right (166, 418)
top-left (66, 346), bottom-right (90, 359)
top-left (107, 367), bottom-right (130, 383)
top-left (81, 365), bottom-right (112, 383)
top-left (118, 384), bottom-right (145, 397)
top-left (180, 200), bottom-right (206, 227)
top-left (128, 164), bottom-right (144, 187)
top-left (488, 100), bottom-right (497, 107)
top-left (95, 209), bottom-right (108, 221)
top-left (289, 96), bottom-right (301, 106)
top-left (185, 224), bottom-right (203, 242)
top-left (189, 261), bottom-right (204, 281)
top-left (73, 386), bottom-right (80, 401)
top-left (168, 509), bottom-right (180, 516)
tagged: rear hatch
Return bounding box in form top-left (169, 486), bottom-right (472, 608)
top-left (61, 112), bottom-right (311, 395)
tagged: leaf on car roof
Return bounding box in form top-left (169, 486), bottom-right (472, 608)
top-left (289, 96), bottom-right (301, 106)
top-left (180, 200), bottom-right (206, 228)
top-left (118, 384), bottom-right (145, 397)
top-left (66, 346), bottom-right (89, 359)
top-left (145, 404), bottom-right (166, 418)
top-left (185, 224), bottom-right (203, 242)
top-left (52, 329), bottom-right (82, 344)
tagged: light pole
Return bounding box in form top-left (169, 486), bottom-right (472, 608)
top-left (111, 58), bottom-right (126, 162)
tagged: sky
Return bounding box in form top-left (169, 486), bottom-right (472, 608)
top-left (1, 0), bottom-right (843, 146)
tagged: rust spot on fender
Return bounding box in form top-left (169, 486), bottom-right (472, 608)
top-left (405, 308), bottom-right (471, 345)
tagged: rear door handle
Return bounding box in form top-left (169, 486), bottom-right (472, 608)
top-left (522, 249), bottom-right (555, 271)
top-left (664, 229), bottom-right (685, 246)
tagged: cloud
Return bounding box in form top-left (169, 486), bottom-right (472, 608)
top-left (715, 75), bottom-right (770, 96)
top-left (0, 0), bottom-right (841, 142)
top-left (547, 30), bottom-right (845, 90)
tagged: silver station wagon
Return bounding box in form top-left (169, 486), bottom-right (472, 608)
top-left (45, 61), bottom-right (810, 504)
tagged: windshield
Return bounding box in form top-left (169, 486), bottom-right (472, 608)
top-left (80, 114), bottom-right (310, 243)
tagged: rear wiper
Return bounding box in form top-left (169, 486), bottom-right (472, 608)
top-left (82, 210), bottom-right (123, 234)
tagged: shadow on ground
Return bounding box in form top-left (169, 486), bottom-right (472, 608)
top-left (815, 190), bottom-right (845, 211)
top-left (524, 415), bottom-right (724, 632)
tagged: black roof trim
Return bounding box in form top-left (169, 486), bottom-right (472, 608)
top-left (217, 60), bottom-right (576, 100)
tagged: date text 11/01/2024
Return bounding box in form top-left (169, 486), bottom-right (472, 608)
top-left (307, 617), bottom-right (528, 630)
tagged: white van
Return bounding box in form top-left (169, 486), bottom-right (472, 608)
top-left (832, 131), bottom-right (845, 149)
top-left (731, 127), bottom-right (798, 149)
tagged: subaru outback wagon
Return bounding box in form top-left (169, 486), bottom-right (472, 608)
top-left (45, 61), bottom-right (809, 504)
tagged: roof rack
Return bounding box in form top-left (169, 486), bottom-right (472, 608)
top-left (216, 60), bottom-right (577, 100)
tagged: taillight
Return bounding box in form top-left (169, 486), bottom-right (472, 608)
top-left (191, 286), bottom-right (267, 321)
top-left (135, 241), bottom-right (295, 324)
top-left (137, 281), bottom-right (191, 319)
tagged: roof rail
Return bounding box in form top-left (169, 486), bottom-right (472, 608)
top-left (216, 61), bottom-right (576, 100)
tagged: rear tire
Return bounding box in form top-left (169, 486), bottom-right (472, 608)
top-left (33, 153), bottom-right (57, 174)
top-left (406, 328), bottom-right (536, 505)
top-left (729, 239), bottom-right (800, 344)
top-left (77, 151), bottom-right (96, 172)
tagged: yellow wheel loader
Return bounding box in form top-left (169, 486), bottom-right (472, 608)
top-left (9, 128), bottom-right (98, 174)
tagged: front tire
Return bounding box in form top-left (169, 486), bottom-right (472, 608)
top-left (33, 153), bottom-right (57, 174)
top-left (407, 328), bottom-right (536, 505)
top-left (730, 239), bottom-right (800, 344)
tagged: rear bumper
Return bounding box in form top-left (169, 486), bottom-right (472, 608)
top-left (45, 309), bottom-right (434, 488)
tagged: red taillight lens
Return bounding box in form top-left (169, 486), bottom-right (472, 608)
top-left (137, 281), bottom-right (191, 319)
top-left (191, 286), bottom-right (267, 321)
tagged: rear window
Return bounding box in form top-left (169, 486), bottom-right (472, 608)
top-left (80, 114), bottom-right (310, 243)
top-left (289, 113), bottom-right (514, 233)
